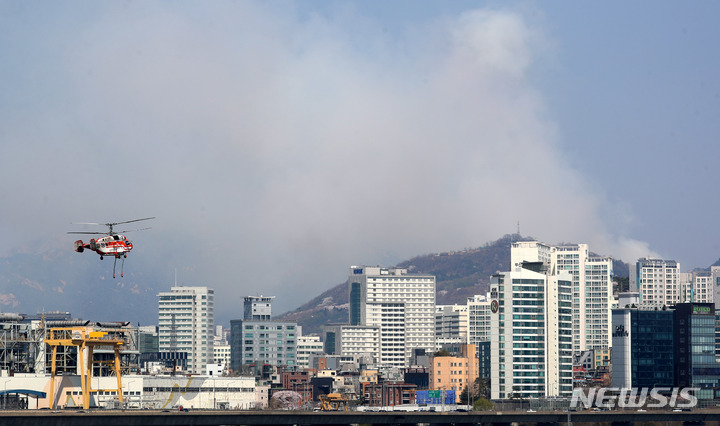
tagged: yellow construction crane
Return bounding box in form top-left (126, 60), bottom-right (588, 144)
top-left (45, 327), bottom-right (125, 410)
top-left (319, 393), bottom-right (349, 411)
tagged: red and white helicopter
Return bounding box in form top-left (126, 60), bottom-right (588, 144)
top-left (68, 217), bottom-right (155, 278)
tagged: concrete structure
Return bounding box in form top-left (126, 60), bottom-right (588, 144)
top-left (490, 261), bottom-right (573, 399)
top-left (212, 326), bottom-right (230, 370)
top-left (229, 296), bottom-right (298, 373)
top-left (157, 286), bottom-right (215, 375)
top-left (364, 382), bottom-right (417, 406)
top-left (243, 296), bottom-right (273, 321)
top-left (213, 345), bottom-right (231, 370)
top-left (322, 324), bottom-right (379, 359)
top-left (435, 304), bottom-right (468, 341)
top-left (429, 344), bottom-right (478, 402)
top-left (631, 258), bottom-right (681, 308)
top-left (0, 373), bottom-right (256, 410)
top-left (679, 267), bottom-right (720, 305)
top-left (348, 266), bottom-right (436, 368)
top-left (593, 348), bottom-right (610, 370)
top-left (296, 334), bottom-right (324, 370)
top-left (467, 294), bottom-right (492, 347)
top-left (511, 242), bottom-right (613, 353)
top-left (617, 292), bottom-right (640, 308)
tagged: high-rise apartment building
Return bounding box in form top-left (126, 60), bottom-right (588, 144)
top-left (511, 242), bottom-right (613, 353)
top-left (631, 258), bottom-right (681, 308)
top-left (157, 286), bottom-right (215, 375)
top-left (435, 304), bottom-right (468, 342)
top-left (322, 324), bottom-right (380, 359)
top-left (490, 261), bottom-right (574, 399)
top-left (296, 334), bottom-right (325, 370)
top-left (679, 267), bottom-right (720, 305)
top-left (348, 266), bottom-right (436, 368)
top-left (467, 294), bottom-right (492, 346)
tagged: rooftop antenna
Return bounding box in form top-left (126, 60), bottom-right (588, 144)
top-left (517, 220), bottom-right (520, 235)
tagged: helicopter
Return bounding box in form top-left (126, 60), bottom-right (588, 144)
top-left (68, 217), bottom-right (155, 278)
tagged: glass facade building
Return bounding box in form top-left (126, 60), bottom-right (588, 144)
top-left (631, 310), bottom-right (675, 388)
top-left (674, 303), bottom-right (720, 400)
top-left (613, 302), bottom-right (720, 400)
top-left (612, 308), bottom-right (674, 388)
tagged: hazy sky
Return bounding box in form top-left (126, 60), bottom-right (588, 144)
top-left (1, 1), bottom-right (719, 320)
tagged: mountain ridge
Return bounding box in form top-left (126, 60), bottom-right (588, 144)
top-left (278, 234), bottom-right (632, 334)
top-left (2, 235), bottom-right (714, 333)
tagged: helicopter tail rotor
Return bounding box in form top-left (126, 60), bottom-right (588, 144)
top-left (74, 240), bottom-right (85, 253)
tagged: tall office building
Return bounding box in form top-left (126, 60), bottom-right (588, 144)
top-left (157, 286), bottom-right (215, 375)
top-left (511, 242), bottom-right (613, 353)
top-left (490, 261), bottom-right (574, 399)
top-left (229, 296), bottom-right (298, 373)
top-left (348, 266), bottom-right (436, 368)
top-left (612, 302), bottom-right (720, 399)
top-left (611, 306), bottom-right (675, 389)
top-left (674, 303), bottom-right (719, 400)
top-left (631, 258), bottom-right (681, 308)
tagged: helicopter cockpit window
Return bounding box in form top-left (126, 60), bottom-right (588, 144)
top-left (114, 235), bottom-right (120, 241)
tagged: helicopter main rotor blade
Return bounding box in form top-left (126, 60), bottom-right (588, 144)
top-left (115, 227), bottom-right (152, 234)
top-left (67, 231), bottom-right (108, 235)
top-left (106, 217), bottom-right (156, 227)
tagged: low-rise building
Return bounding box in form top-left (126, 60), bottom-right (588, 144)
top-left (429, 344), bottom-right (477, 402)
top-left (0, 373), bottom-right (257, 410)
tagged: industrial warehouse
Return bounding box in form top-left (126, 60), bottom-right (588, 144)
top-left (0, 313), bottom-right (258, 410)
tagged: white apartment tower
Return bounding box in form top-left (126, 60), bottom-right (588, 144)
top-left (490, 261), bottom-right (574, 399)
top-left (435, 304), bottom-right (468, 341)
top-left (467, 294), bottom-right (492, 345)
top-left (631, 258), bottom-right (681, 307)
top-left (348, 266), bottom-right (436, 368)
top-left (296, 334), bottom-right (325, 369)
top-left (158, 286), bottom-right (215, 375)
top-left (511, 242), bottom-right (613, 353)
top-left (322, 324), bottom-right (380, 360)
top-left (679, 267), bottom-right (720, 304)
